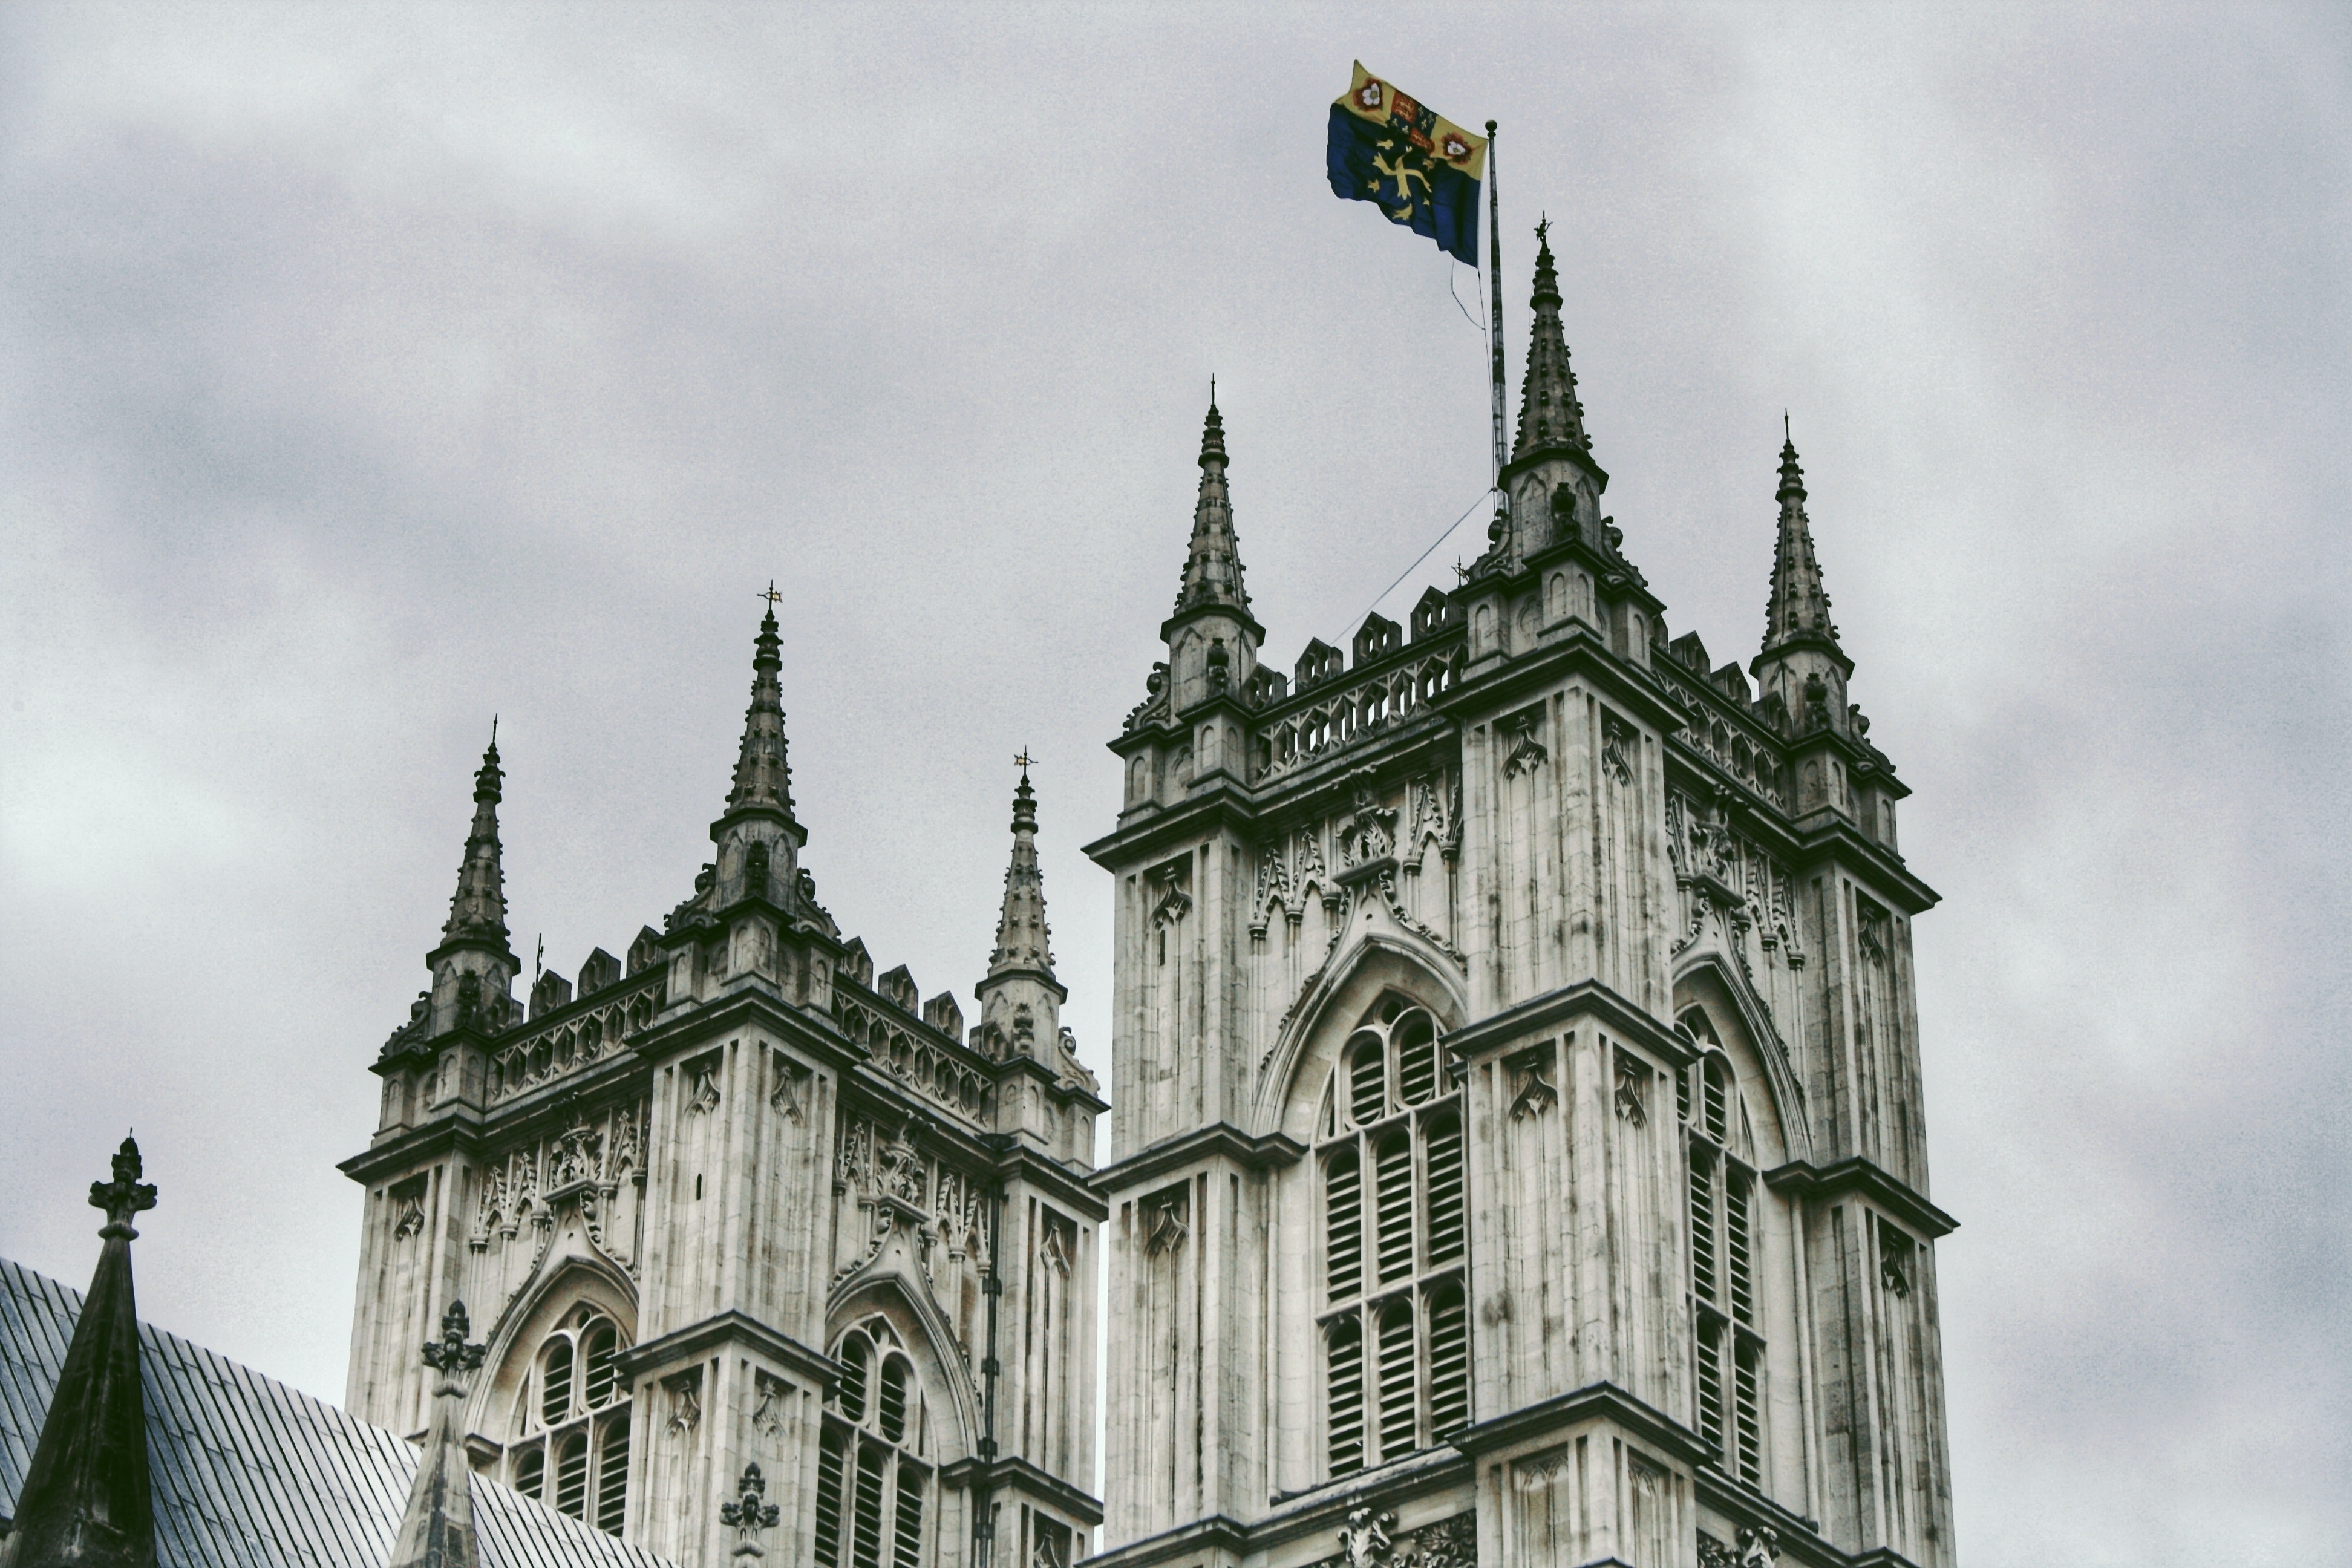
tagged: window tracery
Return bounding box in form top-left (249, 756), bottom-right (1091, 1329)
top-left (1316, 998), bottom-right (1469, 1478)
top-left (505, 1304), bottom-right (632, 1534)
top-left (815, 1317), bottom-right (931, 1568)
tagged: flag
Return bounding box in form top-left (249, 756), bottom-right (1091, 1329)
top-left (1327, 62), bottom-right (1486, 265)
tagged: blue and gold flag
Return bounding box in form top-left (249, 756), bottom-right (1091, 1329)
top-left (1327, 62), bottom-right (1486, 265)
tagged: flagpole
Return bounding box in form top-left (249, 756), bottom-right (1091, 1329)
top-left (1485, 119), bottom-right (1506, 489)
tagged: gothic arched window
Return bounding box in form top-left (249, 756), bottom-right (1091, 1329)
top-left (815, 1318), bottom-right (931, 1568)
top-left (506, 1304), bottom-right (632, 1534)
top-left (1682, 1011), bottom-right (1766, 1489)
top-left (1316, 998), bottom-right (1469, 1478)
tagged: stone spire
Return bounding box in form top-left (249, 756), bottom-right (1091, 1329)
top-left (985, 759), bottom-right (1056, 988)
top-left (3, 1135), bottom-right (159, 1568)
top-left (723, 591), bottom-right (797, 825)
top-left (439, 735), bottom-right (509, 951)
top-left (1760, 419), bottom-right (1844, 659)
top-left (1509, 219), bottom-right (1590, 464)
top-left (385, 1300), bottom-right (485, 1568)
top-left (975, 759), bottom-right (1069, 1068)
top-left (1171, 393), bottom-right (1252, 621)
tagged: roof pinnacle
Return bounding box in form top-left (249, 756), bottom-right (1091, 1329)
top-left (723, 596), bottom-right (796, 822)
top-left (439, 735), bottom-right (511, 952)
top-left (1171, 393), bottom-right (1251, 620)
top-left (1509, 218), bottom-right (1592, 466)
top-left (1761, 419), bottom-right (1843, 655)
top-left (5, 1135), bottom-right (160, 1568)
top-left (985, 760), bottom-right (1056, 987)
top-left (387, 1300), bottom-right (485, 1568)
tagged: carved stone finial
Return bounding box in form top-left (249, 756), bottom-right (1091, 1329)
top-left (90, 1133), bottom-right (158, 1240)
top-left (422, 1299), bottom-right (486, 1386)
top-left (720, 1461), bottom-right (782, 1556)
top-left (1334, 1507), bottom-right (1396, 1568)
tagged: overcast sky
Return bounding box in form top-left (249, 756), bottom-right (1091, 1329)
top-left (1, 5), bottom-right (2345, 1563)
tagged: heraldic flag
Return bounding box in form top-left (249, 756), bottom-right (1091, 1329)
top-left (1327, 62), bottom-right (1487, 265)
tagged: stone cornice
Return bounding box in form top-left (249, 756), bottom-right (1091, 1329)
top-left (339, 1117), bottom-right (489, 1186)
top-left (1786, 817), bottom-right (1941, 915)
top-left (1084, 783), bottom-right (1263, 870)
top-left (615, 1309), bottom-right (837, 1391)
top-left (1765, 1157), bottom-right (1958, 1239)
top-left (1081, 1515), bottom-right (1250, 1568)
top-left (991, 1141), bottom-right (1109, 1223)
top-left (1689, 1466), bottom-right (1844, 1568)
top-left (1089, 1122), bottom-right (1308, 1197)
top-left (1451, 1380), bottom-right (1710, 1468)
top-left (936, 1456), bottom-right (1105, 1527)
top-left (1443, 980), bottom-right (1697, 1070)
top-left (1436, 627), bottom-right (1688, 735)
top-left (629, 984), bottom-right (863, 1075)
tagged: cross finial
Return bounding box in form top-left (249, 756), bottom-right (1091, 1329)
top-left (422, 1299), bottom-right (486, 1386)
top-left (1784, 409), bottom-right (1791, 442)
top-left (89, 1133), bottom-right (158, 1239)
top-left (759, 581), bottom-right (782, 612)
top-left (720, 1462), bottom-right (782, 1553)
top-left (489, 714), bottom-right (498, 747)
top-left (1014, 750), bottom-right (1033, 777)
top-left (1535, 213), bottom-right (1550, 243)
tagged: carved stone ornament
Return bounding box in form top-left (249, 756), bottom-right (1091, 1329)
top-left (720, 1461), bottom-right (782, 1554)
top-left (1334, 1508), bottom-right (1395, 1568)
top-left (750, 1371), bottom-right (785, 1439)
top-left (1506, 1042), bottom-right (1559, 1120)
top-left (1145, 1192), bottom-right (1189, 1256)
top-left (1698, 1533), bottom-right (1737, 1568)
top-left (1151, 864), bottom-right (1193, 927)
top-left (685, 1060), bottom-right (723, 1116)
top-left (420, 1299), bottom-right (486, 1381)
top-left (1881, 1243), bottom-right (1913, 1299)
top-left (1410, 1514), bottom-right (1477, 1568)
top-left (1338, 779), bottom-right (1397, 867)
top-left (1613, 1053), bottom-right (1648, 1126)
top-left (1503, 716), bottom-right (1548, 779)
top-left (664, 1370), bottom-right (702, 1437)
top-left (770, 1057), bottom-right (811, 1125)
top-left (1601, 714), bottom-right (1636, 786)
top-left (1739, 1525), bottom-right (1782, 1567)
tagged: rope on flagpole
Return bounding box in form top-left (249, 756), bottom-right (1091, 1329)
top-left (1325, 485), bottom-right (1495, 649)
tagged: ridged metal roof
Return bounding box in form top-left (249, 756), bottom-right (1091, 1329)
top-left (0, 1256), bottom-right (675, 1568)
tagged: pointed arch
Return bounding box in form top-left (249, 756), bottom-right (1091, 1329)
top-left (825, 1274), bottom-right (980, 1465)
top-left (469, 1253), bottom-right (638, 1439)
top-left (1673, 949), bottom-right (1812, 1166)
top-left (1255, 932), bottom-right (1469, 1140)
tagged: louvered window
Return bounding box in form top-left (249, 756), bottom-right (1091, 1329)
top-left (852, 1444), bottom-right (887, 1568)
top-left (814, 1429), bottom-right (848, 1568)
top-left (540, 1338), bottom-right (575, 1426)
top-left (512, 1446), bottom-right (544, 1501)
top-left (1425, 1278), bottom-right (1469, 1438)
top-left (1317, 999), bottom-right (1469, 1478)
top-left (1327, 1316), bottom-right (1365, 1476)
top-left (1324, 1148), bottom-right (1362, 1302)
top-left (595, 1412), bottom-right (629, 1534)
top-left (892, 1465), bottom-right (927, 1568)
top-left (507, 1304), bottom-right (633, 1534)
top-left (818, 1319), bottom-right (931, 1568)
top-left (554, 1431), bottom-right (590, 1519)
top-left (583, 1322), bottom-right (619, 1407)
top-left (1684, 1027), bottom-right (1768, 1494)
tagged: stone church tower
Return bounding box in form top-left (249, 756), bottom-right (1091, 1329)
top-left (343, 607), bottom-right (1106, 1568)
top-left (1087, 229), bottom-right (1957, 1568)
